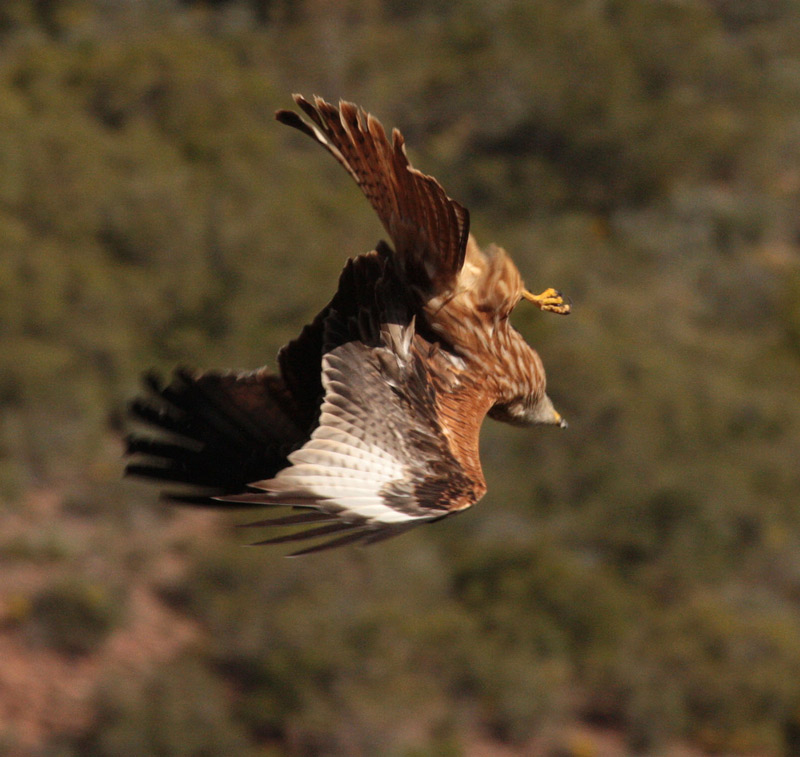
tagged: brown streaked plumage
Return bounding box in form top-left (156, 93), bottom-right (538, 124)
top-left (125, 95), bottom-right (570, 555)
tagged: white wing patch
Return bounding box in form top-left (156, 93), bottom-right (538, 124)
top-left (254, 344), bottom-right (421, 525)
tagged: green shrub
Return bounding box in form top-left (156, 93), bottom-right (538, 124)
top-left (26, 580), bottom-right (123, 656)
top-left (72, 655), bottom-right (254, 757)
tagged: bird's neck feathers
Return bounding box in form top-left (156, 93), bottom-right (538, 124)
top-left (418, 235), bottom-right (553, 427)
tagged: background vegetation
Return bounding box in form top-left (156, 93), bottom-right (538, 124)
top-left (1, 0), bottom-right (800, 753)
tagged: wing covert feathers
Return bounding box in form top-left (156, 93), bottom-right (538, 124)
top-left (276, 95), bottom-right (470, 296)
top-left (221, 324), bottom-right (487, 553)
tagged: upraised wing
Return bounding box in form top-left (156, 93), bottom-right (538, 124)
top-left (276, 95), bottom-right (470, 296)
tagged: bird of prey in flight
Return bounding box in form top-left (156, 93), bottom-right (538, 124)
top-left (126, 95), bottom-right (570, 555)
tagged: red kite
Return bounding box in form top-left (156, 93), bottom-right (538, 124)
top-left (126, 95), bottom-right (569, 555)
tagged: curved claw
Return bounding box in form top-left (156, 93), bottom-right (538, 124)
top-left (521, 287), bottom-right (571, 315)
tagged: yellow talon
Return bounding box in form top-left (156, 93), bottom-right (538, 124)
top-left (522, 287), bottom-right (571, 315)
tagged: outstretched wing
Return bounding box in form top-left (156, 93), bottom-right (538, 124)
top-left (126, 249), bottom-right (489, 554)
top-left (276, 95), bottom-right (470, 296)
top-left (125, 368), bottom-right (307, 504)
top-left (125, 250), bottom-right (394, 506)
top-left (223, 330), bottom-right (487, 556)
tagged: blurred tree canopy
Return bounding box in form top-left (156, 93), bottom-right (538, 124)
top-left (1, 0), bottom-right (800, 754)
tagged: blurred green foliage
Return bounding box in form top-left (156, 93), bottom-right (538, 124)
top-left (2, 0), bottom-right (800, 754)
top-left (74, 656), bottom-right (254, 757)
top-left (26, 579), bottom-right (123, 656)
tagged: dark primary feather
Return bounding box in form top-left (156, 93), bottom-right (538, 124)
top-left (238, 511), bottom-right (336, 528)
top-left (126, 368), bottom-right (306, 502)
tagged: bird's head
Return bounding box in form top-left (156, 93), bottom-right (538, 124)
top-left (488, 392), bottom-right (567, 429)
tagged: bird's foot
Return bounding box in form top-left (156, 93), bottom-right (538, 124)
top-left (522, 287), bottom-right (571, 314)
